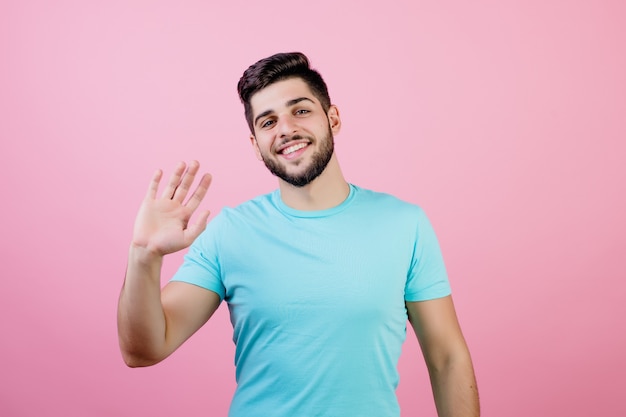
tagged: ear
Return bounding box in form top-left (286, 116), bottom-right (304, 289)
top-left (250, 134), bottom-right (263, 161)
top-left (327, 105), bottom-right (341, 135)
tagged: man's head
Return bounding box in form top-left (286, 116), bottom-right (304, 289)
top-left (237, 52), bottom-right (331, 134)
top-left (237, 53), bottom-right (341, 188)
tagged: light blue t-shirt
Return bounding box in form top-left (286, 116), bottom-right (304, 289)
top-left (171, 184), bottom-right (450, 416)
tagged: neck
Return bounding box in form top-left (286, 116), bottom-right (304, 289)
top-left (278, 154), bottom-right (349, 211)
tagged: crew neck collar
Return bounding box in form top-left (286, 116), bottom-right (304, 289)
top-left (272, 184), bottom-right (357, 218)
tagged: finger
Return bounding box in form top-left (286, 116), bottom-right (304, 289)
top-left (160, 161), bottom-right (187, 199)
top-left (172, 160), bottom-right (200, 203)
top-left (184, 173), bottom-right (212, 212)
top-left (146, 169), bottom-right (163, 199)
top-left (183, 209), bottom-right (211, 247)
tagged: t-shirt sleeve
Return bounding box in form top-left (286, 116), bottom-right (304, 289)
top-left (170, 215), bottom-right (226, 300)
top-left (404, 208), bottom-right (451, 302)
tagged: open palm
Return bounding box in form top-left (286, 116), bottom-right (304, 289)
top-left (132, 161), bottom-right (212, 256)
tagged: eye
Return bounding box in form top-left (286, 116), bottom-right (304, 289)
top-left (260, 119), bottom-right (275, 128)
top-left (295, 109), bottom-right (310, 115)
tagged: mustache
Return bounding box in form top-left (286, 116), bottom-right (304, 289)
top-left (276, 135), bottom-right (313, 148)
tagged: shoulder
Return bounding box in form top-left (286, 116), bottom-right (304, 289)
top-left (208, 190), bottom-right (279, 229)
top-left (223, 190), bottom-right (277, 217)
top-left (349, 185), bottom-right (438, 237)
top-left (192, 191), bottom-right (278, 249)
top-left (351, 184), bottom-right (426, 217)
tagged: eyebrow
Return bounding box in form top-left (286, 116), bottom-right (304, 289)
top-left (254, 97), bottom-right (315, 127)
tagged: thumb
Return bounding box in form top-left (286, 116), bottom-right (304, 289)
top-left (183, 210), bottom-right (211, 246)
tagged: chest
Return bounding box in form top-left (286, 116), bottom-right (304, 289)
top-left (219, 216), bottom-right (414, 330)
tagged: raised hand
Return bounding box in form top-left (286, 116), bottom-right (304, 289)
top-left (132, 161), bottom-right (212, 257)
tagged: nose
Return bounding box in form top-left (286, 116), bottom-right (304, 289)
top-left (276, 115), bottom-right (298, 138)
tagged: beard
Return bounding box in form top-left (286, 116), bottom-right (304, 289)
top-left (261, 127), bottom-right (334, 188)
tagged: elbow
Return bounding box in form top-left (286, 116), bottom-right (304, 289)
top-left (118, 333), bottom-right (168, 368)
top-left (424, 345), bottom-right (473, 375)
top-left (120, 347), bottom-right (163, 368)
top-left (431, 356), bottom-right (476, 381)
top-left (122, 353), bottom-right (160, 368)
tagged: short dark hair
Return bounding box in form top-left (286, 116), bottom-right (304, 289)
top-left (237, 52), bottom-right (331, 133)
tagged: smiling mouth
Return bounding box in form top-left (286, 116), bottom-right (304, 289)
top-left (279, 142), bottom-right (309, 155)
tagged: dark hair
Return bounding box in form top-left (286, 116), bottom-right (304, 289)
top-left (237, 52), bottom-right (331, 133)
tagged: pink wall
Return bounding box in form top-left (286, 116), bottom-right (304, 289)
top-left (1, 1), bottom-right (624, 416)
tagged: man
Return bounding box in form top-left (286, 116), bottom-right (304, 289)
top-left (118, 52), bottom-right (479, 417)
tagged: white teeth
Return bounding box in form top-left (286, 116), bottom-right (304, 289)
top-left (282, 143), bottom-right (307, 155)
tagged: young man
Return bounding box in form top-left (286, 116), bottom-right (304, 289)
top-left (118, 52), bottom-right (479, 417)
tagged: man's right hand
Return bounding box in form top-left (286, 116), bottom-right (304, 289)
top-left (131, 160), bottom-right (212, 257)
top-left (118, 160), bottom-right (217, 367)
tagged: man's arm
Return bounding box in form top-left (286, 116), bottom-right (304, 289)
top-left (117, 161), bottom-right (218, 367)
top-left (407, 296), bottom-right (480, 417)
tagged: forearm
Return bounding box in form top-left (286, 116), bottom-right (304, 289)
top-left (117, 244), bottom-right (167, 367)
top-left (429, 354), bottom-right (480, 417)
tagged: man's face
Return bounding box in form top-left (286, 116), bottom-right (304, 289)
top-left (249, 78), bottom-right (341, 187)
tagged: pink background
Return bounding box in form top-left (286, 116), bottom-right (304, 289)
top-left (1, 1), bottom-right (625, 416)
